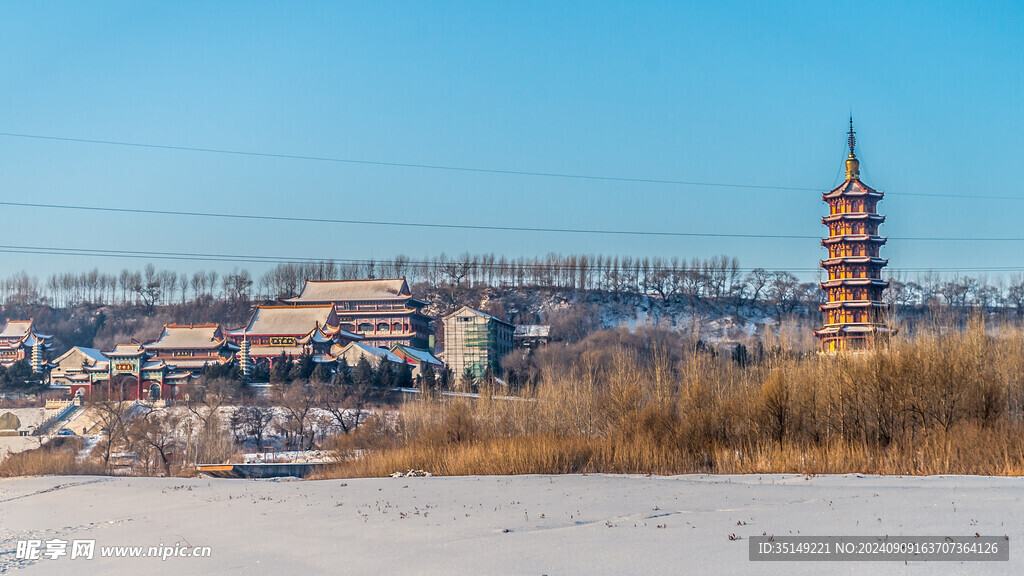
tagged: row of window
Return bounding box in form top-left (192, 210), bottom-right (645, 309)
top-left (828, 199), bottom-right (877, 214)
top-left (336, 302), bottom-right (412, 311)
top-left (827, 223), bottom-right (878, 236)
top-left (828, 245), bottom-right (881, 258)
top-left (827, 266), bottom-right (884, 280)
top-left (342, 322), bottom-right (411, 334)
top-left (829, 288), bottom-right (883, 301)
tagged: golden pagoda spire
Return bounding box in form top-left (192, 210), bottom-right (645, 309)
top-left (845, 116), bottom-right (860, 180)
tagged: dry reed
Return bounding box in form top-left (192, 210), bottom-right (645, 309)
top-left (319, 321), bottom-right (1024, 478)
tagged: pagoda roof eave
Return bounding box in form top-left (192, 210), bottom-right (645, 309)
top-left (821, 256), bottom-right (888, 266)
top-left (819, 300), bottom-right (889, 310)
top-left (820, 278), bottom-right (889, 289)
top-left (823, 178), bottom-right (883, 199)
top-left (821, 235), bottom-right (888, 245)
top-left (822, 212), bottom-right (885, 223)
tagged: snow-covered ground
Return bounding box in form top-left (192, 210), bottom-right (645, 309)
top-left (0, 408), bottom-right (52, 462)
top-left (0, 473), bottom-right (1021, 575)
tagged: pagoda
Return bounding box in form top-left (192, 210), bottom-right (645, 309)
top-left (814, 119), bottom-right (893, 352)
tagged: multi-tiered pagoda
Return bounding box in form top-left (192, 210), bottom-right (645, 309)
top-left (814, 120), bottom-right (893, 352)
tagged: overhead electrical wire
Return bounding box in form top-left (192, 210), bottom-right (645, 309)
top-left (0, 242), bottom-right (1022, 274)
top-left (1, 130), bottom-right (1022, 201)
top-left (0, 200), bottom-right (1021, 242)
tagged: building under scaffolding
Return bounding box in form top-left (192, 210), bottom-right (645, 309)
top-left (440, 306), bottom-right (514, 379)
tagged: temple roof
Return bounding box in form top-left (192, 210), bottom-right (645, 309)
top-left (105, 344), bottom-right (148, 357)
top-left (284, 278), bottom-right (412, 303)
top-left (52, 346), bottom-right (108, 366)
top-left (820, 300), bottom-right (888, 310)
top-left (333, 341), bottom-right (404, 364)
top-left (820, 278), bottom-right (889, 289)
top-left (815, 324), bottom-right (893, 336)
top-left (158, 357), bottom-right (230, 369)
top-left (0, 319), bottom-right (52, 344)
top-left (228, 305), bottom-right (340, 337)
top-left (822, 212), bottom-right (885, 223)
top-left (821, 235), bottom-right (887, 245)
top-left (391, 344), bottom-right (443, 366)
top-left (823, 178), bottom-right (883, 199)
top-left (146, 323), bottom-right (227, 350)
top-left (821, 256), bottom-right (888, 266)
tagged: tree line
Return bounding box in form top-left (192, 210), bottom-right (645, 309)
top-left (3, 254), bottom-right (1022, 316)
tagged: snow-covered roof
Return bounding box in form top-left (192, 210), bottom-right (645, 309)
top-left (52, 346), bottom-right (108, 366)
top-left (391, 344), bottom-right (443, 366)
top-left (228, 305), bottom-right (339, 336)
top-left (514, 325), bottom-right (551, 337)
top-left (444, 306), bottom-right (513, 327)
top-left (824, 178), bottom-right (884, 199)
top-left (105, 344), bottom-right (147, 357)
top-left (158, 357), bottom-right (230, 369)
top-left (334, 342), bottom-right (404, 364)
top-left (283, 278), bottom-right (411, 303)
top-left (0, 319), bottom-right (51, 342)
top-left (246, 346), bottom-right (306, 357)
top-left (146, 323), bottom-right (225, 349)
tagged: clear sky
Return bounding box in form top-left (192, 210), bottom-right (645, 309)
top-left (2, 1), bottom-right (1022, 282)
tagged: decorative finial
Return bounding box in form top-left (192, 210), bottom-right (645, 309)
top-left (844, 117), bottom-right (860, 180)
top-left (847, 116), bottom-right (856, 157)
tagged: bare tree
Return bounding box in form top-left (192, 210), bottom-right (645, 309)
top-left (315, 361), bottom-right (371, 434)
top-left (129, 407), bottom-right (182, 476)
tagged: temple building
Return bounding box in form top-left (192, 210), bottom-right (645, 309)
top-left (814, 120), bottom-right (894, 352)
top-left (49, 346), bottom-right (108, 389)
top-left (0, 319), bottom-right (51, 372)
top-left (389, 343), bottom-right (443, 379)
top-left (226, 305), bottom-right (361, 365)
top-left (282, 278), bottom-right (434, 350)
top-left (144, 323), bottom-right (238, 373)
top-left (60, 344), bottom-right (192, 400)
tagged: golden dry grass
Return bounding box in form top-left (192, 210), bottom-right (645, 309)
top-left (0, 437), bottom-right (104, 477)
top-left (319, 321), bottom-right (1024, 479)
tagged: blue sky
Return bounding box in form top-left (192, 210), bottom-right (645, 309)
top-left (2, 1), bottom-right (1022, 282)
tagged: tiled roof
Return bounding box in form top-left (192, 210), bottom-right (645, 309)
top-left (391, 344), bottom-right (442, 366)
top-left (823, 179), bottom-right (883, 199)
top-left (52, 346), bottom-right (108, 366)
top-left (334, 342), bottom-right (404, 364)
top-left (105, 344), bottom-right (147, 356)
top-left (514, 325), bottom-right (551, 337)
top-left (284, 278), bottom-right (411, 302)
top-left (146, 324), bottom-right (225, 349)
top-left (158, 357), bottom-right (229, 369)
top-left (0, 319), bottom-right (51, 342)
top-left (228, 305), bottom-right (338, 336)
top-left (246, 346), bottom-right (306, 357)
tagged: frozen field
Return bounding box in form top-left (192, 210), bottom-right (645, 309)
top-left (0, 473), bottom-right (1020, 575)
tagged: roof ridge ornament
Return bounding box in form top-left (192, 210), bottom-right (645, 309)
top-left (845, 116), bottom-right (860, 180)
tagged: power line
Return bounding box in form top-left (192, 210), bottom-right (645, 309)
top-left (1, 242), bottom-right (1023, 274)
top-left (0, 201), bottom-right (819, 240)
top-left (2, 130), bottom-right (1022, 201)
top-left (0, 131), bottom-right (819, 193)
top-left (1, 200), bottom-right (1024, 242)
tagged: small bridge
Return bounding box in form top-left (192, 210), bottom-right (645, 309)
top-left (196, 462), bottom-right (323, 479)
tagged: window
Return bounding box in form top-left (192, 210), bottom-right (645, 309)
top-left (358, 323), bottom-right (374, 332)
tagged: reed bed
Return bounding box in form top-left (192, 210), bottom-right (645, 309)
top-left (319, 321), bottom-right (1024, 478)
